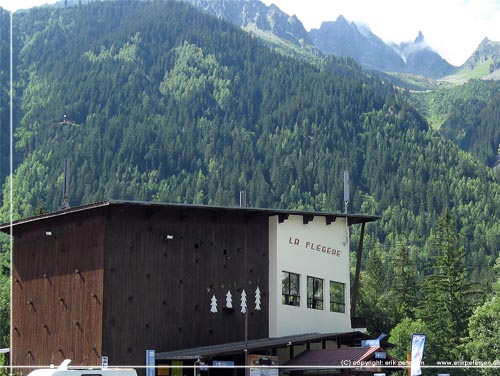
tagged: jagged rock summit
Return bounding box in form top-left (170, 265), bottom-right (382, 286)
top-left (182, 0), bottom-right (319, 54)
top-left (391, 31), bottom-right (456, 78)
top-left (309, 18), bottom-right (455, 78)
top-left (309, 15), bottom-right (406, 72)
top-left (414, 30), bottom-right (425, 43)
top-left (50, 0), bottom-right (493, 81)
top-left (181, 0), bottom-right (500, 80)
top-left (462, 37), bottom-right (500, 77)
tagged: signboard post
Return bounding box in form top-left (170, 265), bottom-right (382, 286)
top-left (361, 339), bottom-right (380, 347)
top-left (213, 361), bottom-right (235, 368)
top-left (146, 350), bottom-right (155, 376)
top-left (101, 356), bottom-right (108, 369)
top-left (248, 355), bottom-right (279, 376)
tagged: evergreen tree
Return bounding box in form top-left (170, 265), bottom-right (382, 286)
top-left (464, 257), bottom-right (500, 376)
top-left (416, 212), bottom-right (475, 360)
top-left (389, 245), bottom-right (418, 322)
top-left (0, 246), bottom-right (9, 349)
top-left (358, 246), bottom-right (394, 334)
top-left (389, 318), bottom-right (437, 369)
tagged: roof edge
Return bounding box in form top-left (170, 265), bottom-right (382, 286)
top-left (0, 201), bottom-right (112, 231)
top-left (156, 331), bottom-right (370, 360)
top-left (0, 199), bottom-right (380, 231)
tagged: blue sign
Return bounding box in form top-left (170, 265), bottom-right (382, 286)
top-left (199, 363), bottom-right (208, 372)
top-left (377, 333), bottom-right (388, 341)
top-left (213, 361), bottom-right (235, 368)
top-left (146, 350), bottom-right (155, 376)
top-left (361, 339), bottom-right (380, 347)
top-left (375, 352), bottom-right (387, 359)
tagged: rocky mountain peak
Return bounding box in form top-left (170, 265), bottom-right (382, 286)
top-left (462, 37), bottom-right (500, 76)
top-left (414, 31), bottom-right (425, 43)
top-left (181, 0), bottom-right (318, 53)
top-left (309, 15), bottom-right (406, 72)
top-left (481, 37), bottom-right (490, 44)
top-left (335, 14), bottom-right (349, 25)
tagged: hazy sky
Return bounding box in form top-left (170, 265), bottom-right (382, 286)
top-left (0, 0), bottom-right (59, 12)
top-left (2, 0), bottom-right (500, 66)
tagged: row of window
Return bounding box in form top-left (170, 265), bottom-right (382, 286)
top-left (282, 271), bottom-right (345, 313)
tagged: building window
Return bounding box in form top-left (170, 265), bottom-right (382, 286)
top-left (330, 281), bottom-right (345, 313)
top-left (282, 271), bottom-right (300, 306)
top-left (307, 276), bottom-right (324, 310)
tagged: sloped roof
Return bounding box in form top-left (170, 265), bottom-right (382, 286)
top-left (156, 332), bottom-right (371, 360)
top-left (0, 199), bottom-right (380, 231)
top-left (284, 346), bottom-right (397, 369)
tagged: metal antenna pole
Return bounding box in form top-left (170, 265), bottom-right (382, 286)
top-left (343, 170), bottom-right (350, 213)
top-left (62, 158), bottom-right (71, 209)
top-left (240, 190), bottom-right (247, 208)
top-left (245, 311), bottom-right (249, 376)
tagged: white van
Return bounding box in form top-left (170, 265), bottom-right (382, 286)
top-left (27, 360), bottom-right (137, 376)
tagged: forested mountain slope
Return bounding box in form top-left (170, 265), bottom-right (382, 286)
top-left (182, 0), bottom-right (320, 57)
top-left (407, 79), bottom-right (500, 167)
top-left (3, 1), bottom-right (396, 213)
top-left (2, 0), bottom-right (500, 343)
top-left (3, 0), bottom-right (500, 262)
top-left (0, 9), bottom-right (11, 188)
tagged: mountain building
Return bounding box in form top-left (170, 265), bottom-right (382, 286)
top-left (1, 200), bottom-right (386, 375)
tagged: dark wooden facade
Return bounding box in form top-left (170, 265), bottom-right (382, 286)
top-left (101, 204), bottom-right (269, 366)
top-left (11, 207), bottom-right (107, 370)
top-left (7, 202), bottom-right (269, 372)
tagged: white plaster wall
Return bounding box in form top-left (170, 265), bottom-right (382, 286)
top-left (268, 215), bottom-right (351, 337)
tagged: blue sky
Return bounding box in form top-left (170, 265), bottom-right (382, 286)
top-left (2, 0), bottom-right (500, 65)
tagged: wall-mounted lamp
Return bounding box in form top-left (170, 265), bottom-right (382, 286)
top-left (45, 230), bottom-right (53, 236)
top-left (165, 235), bottom-right (174, 240)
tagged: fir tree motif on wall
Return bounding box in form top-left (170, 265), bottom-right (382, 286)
top-left (210, 294), bottom-right (218, 313)
top-left (255, 286), bottom-right (262, 310)
top-left (226, 290), bottom-right (233, 309)
top-left (240, 289), bottom-right (247, 314)
top-left (209, 287), bottom-right (262, 313)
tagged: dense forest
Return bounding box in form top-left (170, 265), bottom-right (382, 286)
top-left (1, 1), bottom-right (500, 370)
top-left (0, 8), bottom-right (11, 357)
top-left (0, 8), bottom-right (10, 191)
top-left (407, 79), bottom-right (500, 167)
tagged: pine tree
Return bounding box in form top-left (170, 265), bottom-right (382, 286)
top-left (465, 256), bottom-right (500, 376)
top-left (0, 247), bottom-right (10, 348)
top-left (416, 212), bottom-right (476, 360)
top-left (390, 245), bottom-right (418, 321)
top-left (358, 247), bottom-right (394, 334)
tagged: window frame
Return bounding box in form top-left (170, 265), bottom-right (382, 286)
top-left (330, 281), bottom-right (346, 313)
top-left (307, 276), bottom-right (324, 310)
top-left (282, 271), bottom-right (300, 306)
